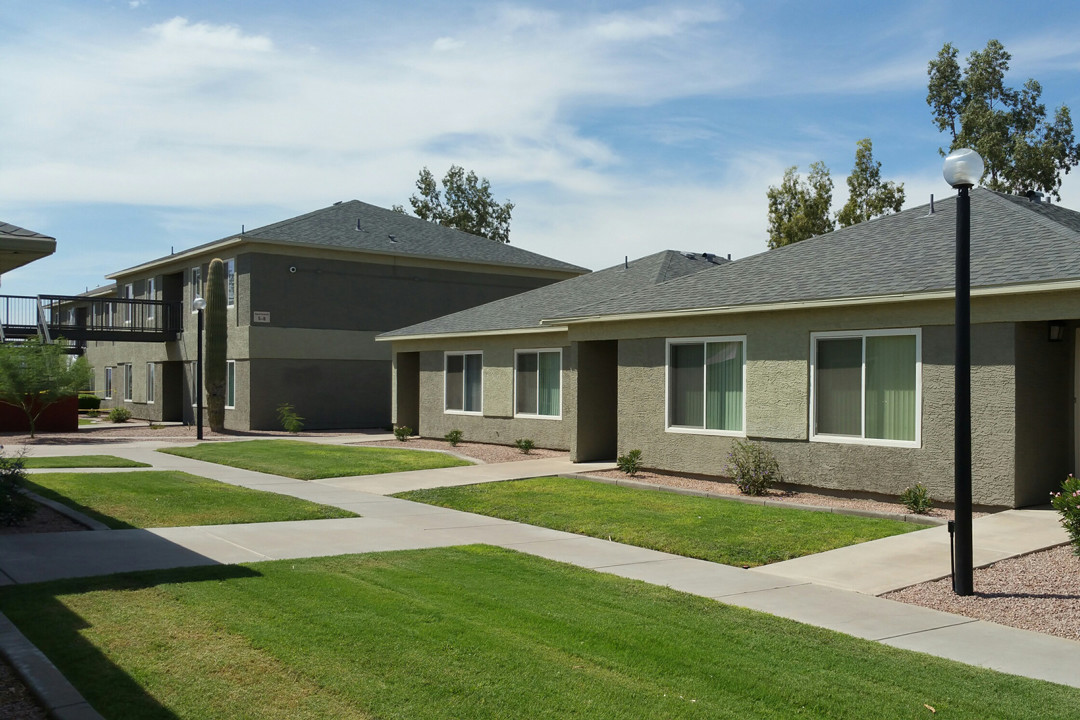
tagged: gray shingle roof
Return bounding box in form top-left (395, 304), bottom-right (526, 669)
top-left (556, 189), bottom-right (1080, 320)
top-left (0, 221), bottom-right (55, 241)
top-left (380, 250), bottom-right (723, 337)
top-left (127, 201), bottom-right (587, 275)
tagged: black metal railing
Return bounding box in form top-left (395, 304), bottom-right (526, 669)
top-left (0, 295), bottom-right (183, 343)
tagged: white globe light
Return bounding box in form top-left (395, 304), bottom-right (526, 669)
top-left (943, 148), bottom-right (985, 188)
top-left (192, 296), bottom-right (207, 311)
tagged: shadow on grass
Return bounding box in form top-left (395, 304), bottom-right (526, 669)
top-left (21, 481), bottom-right (134, 529)
top-left (0, 564), bottom-right (262, 720)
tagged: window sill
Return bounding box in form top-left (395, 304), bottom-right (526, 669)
top-left (444, 409), bottom-right (483, 416)
top-left (810, 434), bottom-right (920, 449)
top-left (666, 426), bottom-right (745, 437)
top-left (513, 413), bottom-right (562, 421)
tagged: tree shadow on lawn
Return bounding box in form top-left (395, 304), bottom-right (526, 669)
top-left (0, 564), bottom-right (262, 720)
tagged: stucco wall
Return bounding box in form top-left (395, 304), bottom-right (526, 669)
top-left (1013, 321), bottom-right (1072, 506)
top-left (614, 312), bottom-right (1019, 507)
top-left (249, 358), bottom-right (388, 430)
top-left (411, 335), bottom-right (574, 450)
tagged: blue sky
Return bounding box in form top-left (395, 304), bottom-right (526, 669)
top-left (3, 0), bottom-right (1080, 297)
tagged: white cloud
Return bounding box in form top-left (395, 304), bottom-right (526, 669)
top-left (432, 36), bottom-right (464, 52)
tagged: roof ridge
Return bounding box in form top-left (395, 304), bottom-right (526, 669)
top-left (982, 189), bottom-right (1080, 241)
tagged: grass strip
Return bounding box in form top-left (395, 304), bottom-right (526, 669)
top-left (0, 546), bottom-right (1075, 719)
top-left (21, 455), bottom-right (151, 469)
top-left (397, 476), bottom-right (922, 566)
top-left (24, 471), bottom-right (356, 529)
top-left (159, 439), bottom-right (471, 480)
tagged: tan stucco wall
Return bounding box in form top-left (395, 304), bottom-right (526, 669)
top-left (401, 333), bottom-right (574, 450)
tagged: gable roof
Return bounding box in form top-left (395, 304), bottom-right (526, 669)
top-left (110, 200), bottom-right (588, 278)
top-left (379, 250), bottom-right (723, 339)
top-left (0, 220), bottom-right (57, 274)
top-left (550, 189), bottom-right (1080, 322)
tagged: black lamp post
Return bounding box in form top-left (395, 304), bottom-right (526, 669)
top-left (943, 148), bottom-right (984, 596)
top-left (193, 296), bottom-right (206, 440)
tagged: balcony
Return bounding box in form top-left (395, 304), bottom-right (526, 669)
top-left (0, 295), bottom-right (183, 346)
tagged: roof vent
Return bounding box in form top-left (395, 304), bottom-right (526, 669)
top-left (388, 234), bottom-right (397, 243)
top-left (928, 194), bottom-right (934, 215)
top-left (356, 219), bottom-right (366, 232)
top-left (334, 201), bottom-right (342, 205)
top-left (1026, 190), bottom-right (1044, 203)
top-left (701, 252), bottom-right (722, 264)
top-left (683, 252), bottom-right (696, 260)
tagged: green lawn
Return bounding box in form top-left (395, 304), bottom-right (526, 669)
top-left (24, 471), bottom-right (356, 529)
top-left (0, 546), bottom-right (1075, 719)
top-left (397, 477), bottom-right (922, 567)
top-left (22, 455), bottom-right (151, 469)
top-left (159, 439), bottom-right (471, 480)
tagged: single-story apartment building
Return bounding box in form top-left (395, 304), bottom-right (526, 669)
top-left (381, 189), bottom-right (1080, 509)
top-left (85, 200), bottom-right (587, 430)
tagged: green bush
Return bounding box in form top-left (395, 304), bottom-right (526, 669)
top-left (78, 393), bottom-right (102, 410)
top-left (445, 429), bottom-right (464, 447)
top-left (726, 440), bottom-right (781, 496)
top-left (1051, 474), bottom-right (1080, 556)
top-left (276, 403), bottom-right (304, 434)
top-left (616, 449), bottom-right (642, 476)
top-left (900, 483), bottom-right (933, 514)
top-left (108, 407), bottom-right (132, 423)
top-left (394, 425), bottom-right (412, 442)
top-left (86, 409), bottom-right (102, 418)
top-left (0, 455), bottom-right (35, 526)
top-left (514, 438), bottom-right (535, 454)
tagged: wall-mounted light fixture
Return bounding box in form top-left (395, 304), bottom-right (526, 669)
top-left (1049, 320), bottom-right (1066, 343)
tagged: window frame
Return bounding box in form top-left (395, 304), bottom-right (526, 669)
top-left (443, 351), bottom-right (483, 415)
top-left (226, 360), bottom-right (236, 409)
top-left (665, 335), bottom-right (747, 436)
top-left (191, 265), bottom-right (203, 312)
top-left (104, 367), bottom-right (113, 400)
top-left (146, 363), bottom-right (156, 405)
top-left (514, 348), bottom-right (563, 420)
top-left (226, 258), bottom-right (236, 308)
top-left (809, 328), bottom-right (922, 448)
top-left (146, 277), bottom-right (156, 323)
top-left (123, 364), bottom-right (133, 402)
top-left (123, 283), bottom-right (134, 325)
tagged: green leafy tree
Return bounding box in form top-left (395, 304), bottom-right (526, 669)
top-left (0, 337), bottom-right (92, 437)
top-left (393, 165), bottom-right (514, 243)
top-left (927, 39), bottom-right (1080, 200)
top-left (766, 161), bottom-right (834, 248)
top-left (837, 138), bottom-right (906, 228)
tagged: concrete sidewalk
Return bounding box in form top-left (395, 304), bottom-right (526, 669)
top-left (1, 438), bottom-right (1078, 691)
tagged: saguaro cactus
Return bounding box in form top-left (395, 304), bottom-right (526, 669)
top-left (205, 258), bottom-right (228, 432)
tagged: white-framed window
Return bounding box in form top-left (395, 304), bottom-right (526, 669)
top-left (514, 349), bottom-right (562, 418)
top-left (226, 360), bottom-right (236, 409)
top-left (146, 363), bottom-right (156, 404)
top-left (146, 277), bottom-right (156, 323)
top-left (104, 367), bottom-right (113, 400)
top-left (123, 283), bottom-right (134, 325)
top-left (123, 364), bottom-right (133, 402)
top-left (666, 336), bottom-right (746, 435)
top-left (810, 329), bottom-right (921, 447)
top-left (226, 258), bottom-right (236, 308)
top-left (191, 266), bottom-right (203, 311)
top-left (444, 351), bottom-right (482, 414)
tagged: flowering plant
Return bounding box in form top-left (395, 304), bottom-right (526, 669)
top-left (1051, 474), bottom-right (1080, 556)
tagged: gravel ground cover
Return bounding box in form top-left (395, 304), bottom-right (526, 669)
top-left (885, 544), bottom-right (1080, 642)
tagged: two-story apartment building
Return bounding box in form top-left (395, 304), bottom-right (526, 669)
top-left (86, 200), bottom-right (586, 430)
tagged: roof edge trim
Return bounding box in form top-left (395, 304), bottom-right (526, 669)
top-left (377, 326), bottom-right (569, 342)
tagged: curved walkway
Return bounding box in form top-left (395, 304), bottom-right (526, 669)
top-left (2, 437), bottom-right (1078, 696)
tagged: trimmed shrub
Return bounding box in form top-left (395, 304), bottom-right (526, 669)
top-left (900, 483), bottom-right (933, 514)
top-left (1051, 474), bottom-right (1080, 555)
top-left (78, 393), bottom-right (102, 410)
top-left (616, 449), bottom-right (642, 476)
top-left (108, 407), bottom-right (132, 423)
top-left (514, 438), bottom-right (535, 454)
top-left (726, 440), bottom-right (781, 496)
top-left (0, 454), bottom-right (34, 526)
top-left (394, 425), bottom-right (412, 442)
top-left (445, 429), bottom-right (464, 447)
top-left (276, 403), bottom-right (304, 434)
